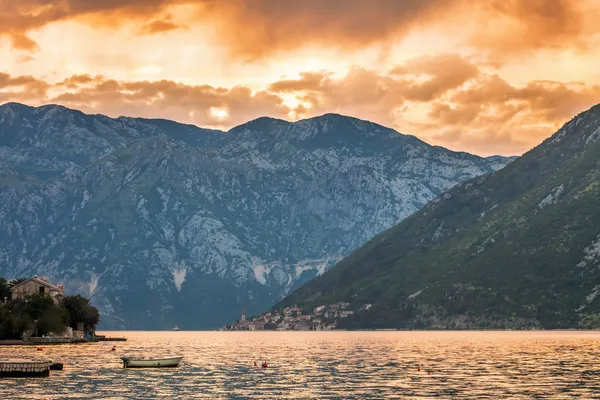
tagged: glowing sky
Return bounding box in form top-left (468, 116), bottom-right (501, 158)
top-left (1, 0), bottom-right (600, 155)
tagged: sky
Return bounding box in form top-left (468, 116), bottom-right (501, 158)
top-left (1, 0), bottom-right (600, 156)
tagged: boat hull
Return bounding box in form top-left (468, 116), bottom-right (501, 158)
top-left (122, 356), bottom-right (182, 368)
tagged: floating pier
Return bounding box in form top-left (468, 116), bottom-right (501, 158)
top-left (95, 337), bottom-right (127, 342)
top-left (94, 335), bottom-right (127, 342)
top-left (0, 360), bottom-right (53, 378)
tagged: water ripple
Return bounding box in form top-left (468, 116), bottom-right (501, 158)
top-left (1, 331), bottom-right (599, 399)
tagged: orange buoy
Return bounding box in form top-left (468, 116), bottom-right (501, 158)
top-left (262, 362), bottom-right (268, 368)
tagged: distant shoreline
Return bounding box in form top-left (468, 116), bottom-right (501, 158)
top-left (220, 329), bottom-right (600, 332)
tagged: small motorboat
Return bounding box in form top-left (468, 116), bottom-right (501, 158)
top-left (172, 326), bottom-right (180, 331)
top-left (120, 355), bottom-right (183, 368)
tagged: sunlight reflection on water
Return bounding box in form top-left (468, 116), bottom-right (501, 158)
top-left (1, 331), bottom-right (599, 399)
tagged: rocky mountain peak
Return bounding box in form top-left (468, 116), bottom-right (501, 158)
top-left (541, 103), bottom-right (600, 152)
top-left (0, 102), bottom-right (514, 329)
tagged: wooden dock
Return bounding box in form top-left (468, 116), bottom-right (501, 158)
top-left (95, 337), bottom-right (127, 342)
top-left (0, 360), bottom-right (52, 378)
top-left (93, 334), bottom-right (127, 342)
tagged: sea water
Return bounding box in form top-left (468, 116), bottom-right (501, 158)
top-left (1, 331), bottom-right (599, 399)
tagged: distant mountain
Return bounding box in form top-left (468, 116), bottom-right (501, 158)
top-left (280, 104), bottom-right (600, 330)
top-left (0, 102), bottom-right (513, 329)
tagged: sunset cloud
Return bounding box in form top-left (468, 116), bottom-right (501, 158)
top-left (0, 0), bottom-right (175, 49)
top-left (0, 1), bottom-right (599, 155)
top-left (37, 74), bottom-right (290, 128)
top-left (3, 56), bottom-right (600, 156)
top-left (470, 0), bottom-right (594, 55)
top-left (138, 16), bottom-right (183, 35)
top-left (3, 1), bottom-right (596, 56)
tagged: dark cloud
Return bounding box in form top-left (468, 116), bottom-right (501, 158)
top-left (471, 0), bottom-right (590, 54)
top-left (199, 0), bottom-right (455, 58)
top-left (268, 72), bottom-right (332, 93)
top-left (0, 0), bottom-right (179, 49)
top-left (0, 0), bottom-right (594, 59)
top-left (138, 17), bottom-right (182, 35)
top-left (56, 74), bottom-right (104, 89)
top-left (389, 54), bottom-right (480, 102)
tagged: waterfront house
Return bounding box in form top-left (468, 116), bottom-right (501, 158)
top-left (11, 276), bottom-right (64, 304)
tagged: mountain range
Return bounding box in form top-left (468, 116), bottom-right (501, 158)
top-left (281, 104), bottom-right (600, 329)
top-left (0, 102), bottom-right (513, 329)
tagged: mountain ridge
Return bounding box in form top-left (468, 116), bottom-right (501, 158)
top-left (0, 102), bottom-right (514, 329)
top-left (0, 102), bottom-right (518, 158)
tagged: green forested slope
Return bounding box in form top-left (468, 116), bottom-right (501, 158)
top-left (281, 105), bottom-right (600, 329)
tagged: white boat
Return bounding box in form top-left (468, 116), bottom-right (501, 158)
top-left (172, 326), bottom-right (180, 331)
top-left (120, 356), bottom-right (183, 368)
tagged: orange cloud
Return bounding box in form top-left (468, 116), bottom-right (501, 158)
top-left (269, 55), bottom-right (480, 125)
top-left (2, 57), bottom-right (600, 156)
top-left (470, 0), bottom-right (592, 55)
top-left (197, 0), bottom-right (456, 59)
top-left (46, 75), bottom-right (290, 127)
top-left (0, 0), bottom-right (177, 49)
top-left (138, 17), bottom-right (182, 35)
top-left (56, 74), bottom-right (104, 89)
top-left (268, 72), bottom-right (333, 93)
top-left (447, 75), bottom-right (600, 124)
top-left (389, 54), bottom-right (480, 102)
top-left (271, 67), bottom-right (408, 127)
top-left (267, 55), bottom-right (600, 155)
top-left (1, 0), bottom-right (596, 59)
top-left (425, 75), bottom-right (600, 154)
top-left (0, 72), bottom-right (50, 101)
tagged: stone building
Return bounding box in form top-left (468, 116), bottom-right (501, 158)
top-left (10, 276), bottom-right (64, 304)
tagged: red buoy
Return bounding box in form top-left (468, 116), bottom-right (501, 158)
top-left (262, 362), bottom-right (268, 368)
top-left (36, 347), bottom-right (43, 351)
top-left (417, 367), bottom-right (420, 372)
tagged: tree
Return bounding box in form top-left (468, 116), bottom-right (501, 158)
top-left (22, 293), bottom-right (56, 320)
top-left (62, 295), bottom-right (100, 334)
top-left (0, 278), bottom-right (10, 302)
top-left (0, 306), bottom-right (32, 340)
top-left (2, 294), bottom-right (67, 338)
top-left (8, 278), bottom-right (27, 288)
top-left (36, 307), bottom-right (69, 336)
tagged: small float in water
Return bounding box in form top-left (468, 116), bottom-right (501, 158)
top-left (120, 355), bottom-right (183, 368)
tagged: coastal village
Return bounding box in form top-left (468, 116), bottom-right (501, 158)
top-left (224, 302), bottom-right (371, 331)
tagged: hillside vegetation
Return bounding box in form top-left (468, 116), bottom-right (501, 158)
top-left (281, 105), bottom-right (600, 330)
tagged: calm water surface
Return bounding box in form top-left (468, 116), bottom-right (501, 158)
top-left (1, 331), bottom-right (599, 399)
